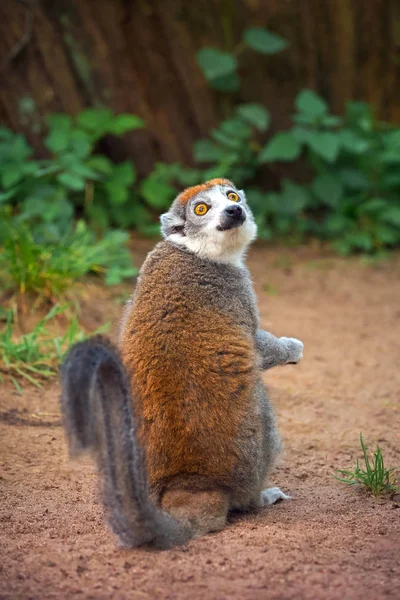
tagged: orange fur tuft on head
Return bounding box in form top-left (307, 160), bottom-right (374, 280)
top-left (177, 179), bottom-right (234, 206)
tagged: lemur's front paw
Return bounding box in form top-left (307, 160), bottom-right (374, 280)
top-left (280, 337), bottom-right (304, 364)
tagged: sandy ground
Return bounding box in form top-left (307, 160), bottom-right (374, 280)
top-left (1, 241), bottom-right (400, 600)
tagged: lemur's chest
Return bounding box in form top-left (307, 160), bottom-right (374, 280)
top-left (120, 245), bottom-right (259, 374)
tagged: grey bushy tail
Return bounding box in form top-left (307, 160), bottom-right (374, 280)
top-left (60, 335), bottom-right (192, 549)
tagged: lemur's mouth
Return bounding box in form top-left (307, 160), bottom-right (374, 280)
top-left (216, 221), bottom-right (243, 231)
top-left (217, 214), bottom-right (246, 232)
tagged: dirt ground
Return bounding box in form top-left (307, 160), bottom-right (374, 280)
top-left (1, 241), bottom-right (400, 600)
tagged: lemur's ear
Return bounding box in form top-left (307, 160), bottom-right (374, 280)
top-left (160, 211), bottom-right (185, 239)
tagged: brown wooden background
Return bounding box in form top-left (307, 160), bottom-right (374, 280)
top-left (1, 0), bottom-right (399, 176)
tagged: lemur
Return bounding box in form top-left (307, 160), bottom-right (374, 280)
top-left (60, 178), bottom-right (304, 549)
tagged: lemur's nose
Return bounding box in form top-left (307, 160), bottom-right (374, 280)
top-left (224, 205), bottom-right (243, 219)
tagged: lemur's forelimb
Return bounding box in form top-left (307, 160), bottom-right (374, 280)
top-left (255, 329), bottom-right (303, 370)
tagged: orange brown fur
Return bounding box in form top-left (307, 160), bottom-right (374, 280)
top-left (120, 243), bottom-right (259, 501)
top-left (177, 178), bottom-right (234, 206)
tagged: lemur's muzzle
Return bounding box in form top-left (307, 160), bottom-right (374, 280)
top-left (217, 205), bottom-right (246, 231)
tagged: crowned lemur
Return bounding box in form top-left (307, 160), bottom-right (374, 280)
top-left (60, 178), bottom-right (304, 549)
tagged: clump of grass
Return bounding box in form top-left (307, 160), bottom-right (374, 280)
top-left (0, 304), bottom-right (109, 392)
top-left (334, 433), bottom-right (398, 497)
top-left (0, 214), bottom-right (137, 302)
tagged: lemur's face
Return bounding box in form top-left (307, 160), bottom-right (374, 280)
top-left (160, 179), bottom-right (257, 266)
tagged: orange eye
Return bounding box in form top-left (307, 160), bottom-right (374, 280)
top-left (227, 191), bottom-right (239, 202)
top-left (194, 203), bottom-right (209, 216)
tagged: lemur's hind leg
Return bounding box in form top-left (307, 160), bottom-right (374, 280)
top-left (161, 489), bottom-right (229, 536)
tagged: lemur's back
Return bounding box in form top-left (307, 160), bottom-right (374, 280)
top-left (119, 241), bottom-right (263, 499)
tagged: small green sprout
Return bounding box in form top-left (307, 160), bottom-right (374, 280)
top-left (334, 433), bottom-right (398, 497)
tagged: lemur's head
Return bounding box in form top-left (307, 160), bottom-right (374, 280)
top-left (160, 179), bottom-right (257, 266)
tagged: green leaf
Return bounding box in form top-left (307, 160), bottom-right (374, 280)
top-left (108, 114), bottom-right (145, 135)
top-left (339, 169), bottom-right (370, 191)
top-left (22, 162), bottom-right (40, 177)
top-left (44, 130), bottom-right (69, 154)
top-left (307, 131), bottom-right (340, 162)
top-left (46, 114), bottom-right (72, 131)
top-left (321, 115), bottom-right (342, 128)
top-left (193, 140), bottom-right (226, 163)
top-left (243, 27), bottom-right (288, 55)
top-left (69, 129), bottom-right (92, 158)
top-left (278, 180), bottom-right (311, 215)
top-left (76, 108), bottom-right (113, 132)
top-left (311, 173), bottom-right (343, 207)
top-left (291, 126), bottom-right (315, 144)
top-left (0, 127), bottom-right (13, 141)
top-left (209, 72), bottom-right (240, 93)
top-left (295, 90), bottom-right (328, 118)
top-left (346, 231), bottom-right (374, 252)
top-left (211, 128), bottom-right (243, 150)
top-left (236, 104), bottom-right (270, 131)
top-left (45, 114), bottom-right (72, 153)
top-left (258, 132), bottom-right (302, 163)
top-left (104, 162), bottom-right (136, 205)
top-left (339, 130), bottom-right (369, 154)
top-left (141, 177), bottom-right (176, 209)
top-left (381, 172), bottom-right (400, 189)
top-left (2, 167), bottom-right (24, 189)
top-left (104, 182), bottom-right (130, 205)
top-left (373, 224), bottom-right (398, 245)
top-left (381, 130), bottom-right (400, 162)
top-left (69, 163), bottom-right (99, 179)
top-left (86, 155), bottom-right (114, 175)
top-left (202, 165), bottom-right (227, 180)
top-left (196, 48), bottom-right (237, 82)
top-left (219, 118), bottom-right (252, 139)
top-left (0, 188), bottom-right (20, 204)
top-left (57, 172), bottom-right (85, 191)
top-left (6, 134), bottom-right (33, 162)
top-left (109, 162), bottom-right (135, 187)
top-left (380, 206), bottom-right (400, 227)
top-left (345, 102), bottom-right (373, 132)
top-left (381, 151), bottom-right (400, 164)
top-left (292, 113), bottom-right (318, 126)
top-left (324, 214), bottom-right (352, 235)
top-left (358, 198), bottom-right (388, 215)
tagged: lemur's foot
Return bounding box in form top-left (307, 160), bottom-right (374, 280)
top-left (280, 337), bottom-right (304, 364)
top-left (261, 487), bottom-right (292, 506)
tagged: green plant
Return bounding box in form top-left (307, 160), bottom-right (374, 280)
top-left (3, 97), bottom-right (399, 256)
top-left (0, 304), bottom-right (109, 392)
top-left (0, 108), bottom-right (144, 233)
top-left (257, 92), bottom-right (400, 253)
top-left (0, 211), bottom-right (137, 300)
top-left (154, 90), bottom-right (400, 252)
top-left (334, 433), bottom-right (398, 497)
top-left (196, 27), bottom-right (288, 92)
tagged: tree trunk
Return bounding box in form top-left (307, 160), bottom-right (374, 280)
top-left (0, 0), bottom-right (399, 176)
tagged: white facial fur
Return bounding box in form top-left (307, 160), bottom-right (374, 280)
top-left (165, 185), bottom-right (257, 267)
